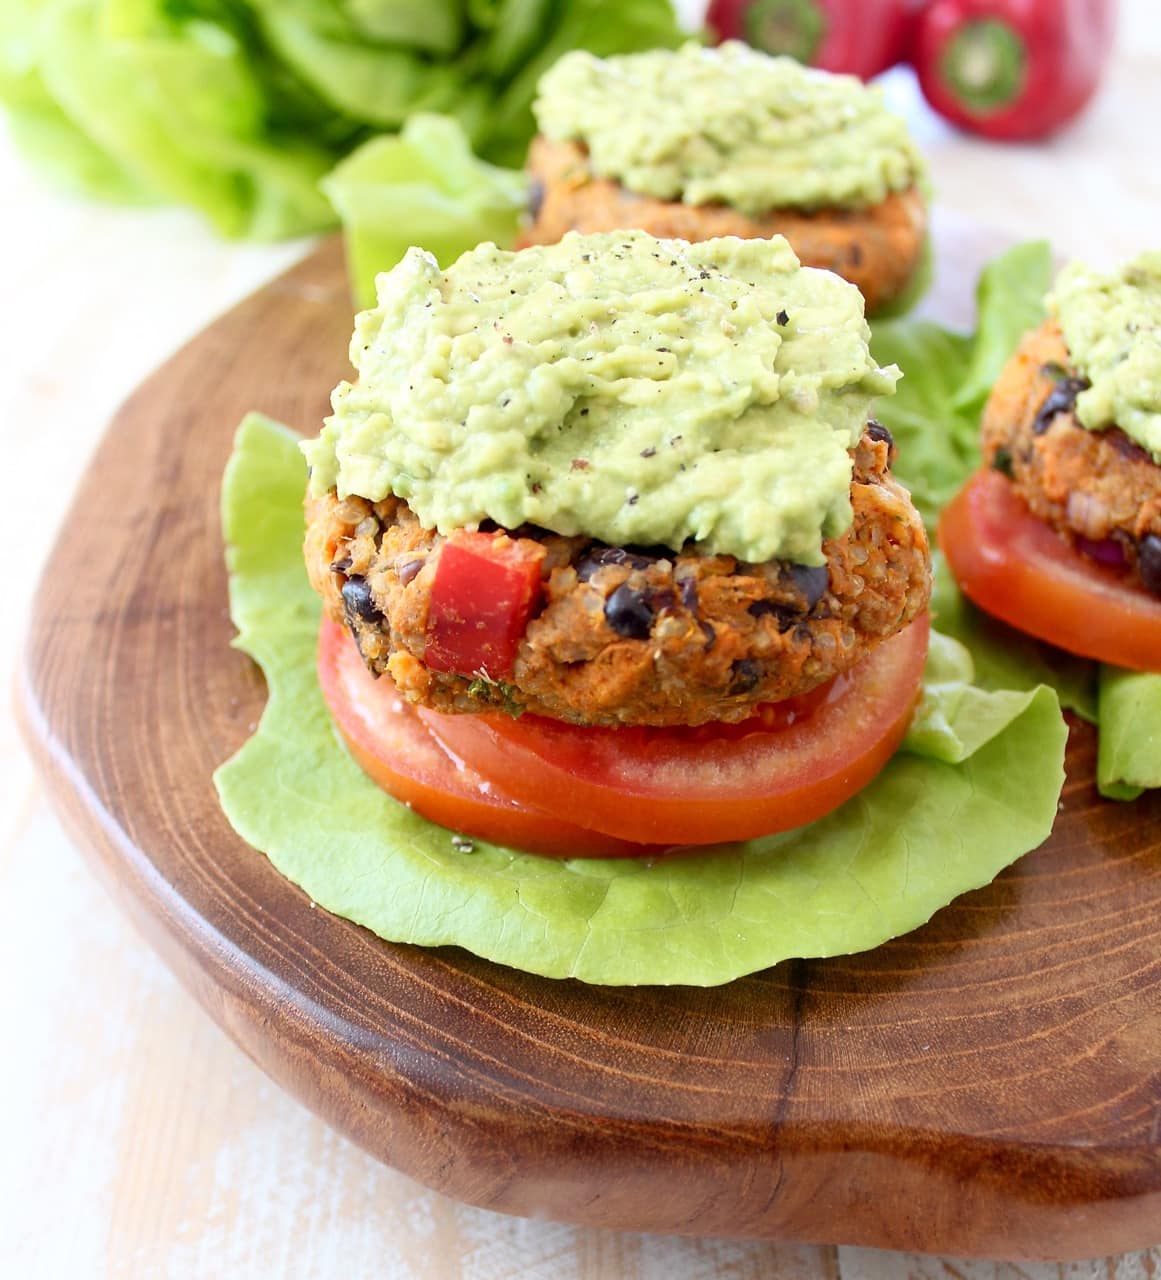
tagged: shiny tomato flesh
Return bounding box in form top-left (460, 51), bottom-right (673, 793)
top-left (418, 616), bottom-right (931, 846)
top-left (425, 530), bottom-right (544, 679)
top-left (938, 470), bottom-right (1161, 673)
top-left (318, 618), bottom-right (663, 857)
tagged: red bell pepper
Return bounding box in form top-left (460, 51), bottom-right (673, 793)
top-left (706, 0), bottom-right (920, 80)
top-left (912, 0), bottom-right (1116, 140)
top-left (425, 530), bottom-right (545, 680)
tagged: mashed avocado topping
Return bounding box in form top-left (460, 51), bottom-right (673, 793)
top-left (532, 43), bottom-right (925, 217)
top-left (304, 231), bottom-right (899, 566)
top-left (1050, 253), bottom-right (1161, 462)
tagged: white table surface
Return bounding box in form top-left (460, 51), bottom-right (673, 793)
top-left (2, 4), bottom-right (1159, 1276)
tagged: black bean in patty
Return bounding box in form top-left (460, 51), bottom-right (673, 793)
top-left (527, 177), bottom-right (545, 220)
top-left (577, 545), bottom-right (664, 581)
top-left (1140, 535), bottom-right (1161, 598)
top-left (396, 557), bottom-right (425, 585)
top-left (789, 563), bottom-right (829, 610)
top-left (865, 420), bottom-right (894, 450)
top-left (1108, 428), bottom-right (1154, 465)
top-left (748, 599), bottom-right (798, 631)
top-left (1032, 377), bottom-right (1089, 435)
top-left (677, 572), bottom-right (698, 613)
top-left (730, 659), bottom-right (761, 693)
top-left (341, 575), bottom-right (382, 622)
top-left (604, 584), bottom-right (654, 638)
top-left (991, 446), bottom-right (1014, 478)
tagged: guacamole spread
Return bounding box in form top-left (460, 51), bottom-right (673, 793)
top-left (1050, 252), bottom-right (1161, 463)
top-left (303, 230), bottom-right (900, 566)
top-left (532, 43), bottom-right (925, 217)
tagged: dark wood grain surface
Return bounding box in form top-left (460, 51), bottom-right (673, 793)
top-left (17, 214), bottom-right (1161, 1260)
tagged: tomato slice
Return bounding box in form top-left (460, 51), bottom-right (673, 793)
top-left (938, 469), bottom-right (1161, 673)
top-left (417, 616), bottom-right (930, 846)
top-left (425, 530), bottom-right (544, 679)
top-left (318, 618), bottom-right (662, 858)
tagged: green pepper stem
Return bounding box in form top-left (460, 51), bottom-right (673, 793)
top-left (743, 0), bottom-right (827, 65)
top-left (940, 18), bottom-right (1028, 115)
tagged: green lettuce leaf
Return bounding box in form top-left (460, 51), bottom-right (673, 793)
top-left (1097, 668), bottom-right (1161, 800)
top-left (1, 95), bottom-right (150, 201)
top-left (37, 0), bottom-right (243, 232)
top-left (870, 240), bottom-right (1052, 529)
top-left (214, 414), bottom-right (1067, 987)
top-left (477, 0), bottom-right (555, 80)
top-left (0, 0), bottom-right (149, 201)
top-left (902, 629), bottom-right (1054, 764)
top-left (30, 0), bottom-right (335, 238)
top-left (930, 555), bottom-right (1098, 722)
top-left (869, 317), bottom-right (975, 528)
top-left (345, 0), bottom-right (466, 55)
top-left (321, 114), bottom-right (528, 309)
top-left (951, 239), bottom-right (1054, 414)
top-left (251, 7), bottom-right (470, 132)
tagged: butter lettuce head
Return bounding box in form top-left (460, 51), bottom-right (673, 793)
top-left (215, 415), bottom-right (1067, 987)
top-left (0, 0), bottom-right (682, 237)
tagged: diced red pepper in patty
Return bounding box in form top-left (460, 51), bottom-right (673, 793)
top-left (424, 530), bottom-right (545, 679)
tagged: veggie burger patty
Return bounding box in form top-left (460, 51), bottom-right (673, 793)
top-left (305, 423), bottom-right (929, 726)
top-left (524, 136), bottom-right (927, 317)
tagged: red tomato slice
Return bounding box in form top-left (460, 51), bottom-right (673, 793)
top-left (938, 469), bottom-right (1161, 673)
top-left (318, 618), bottom-right (662, 858)
top-left (417, 616), bottom-right (931, 846)
top-left (425, 530), bottom-right (544, 679)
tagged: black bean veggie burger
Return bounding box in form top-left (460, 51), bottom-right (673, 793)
top-left (298, 229), bottom-right (932, 855)
top-left (939, 252), bottom-right (1161, 673)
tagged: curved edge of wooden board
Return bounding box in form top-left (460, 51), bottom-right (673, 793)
top-left (17, 227), bottom-right (1161, 1260)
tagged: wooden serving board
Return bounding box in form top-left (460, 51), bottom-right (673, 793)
top-left (18, 214), bottom-right (1161, 1261)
